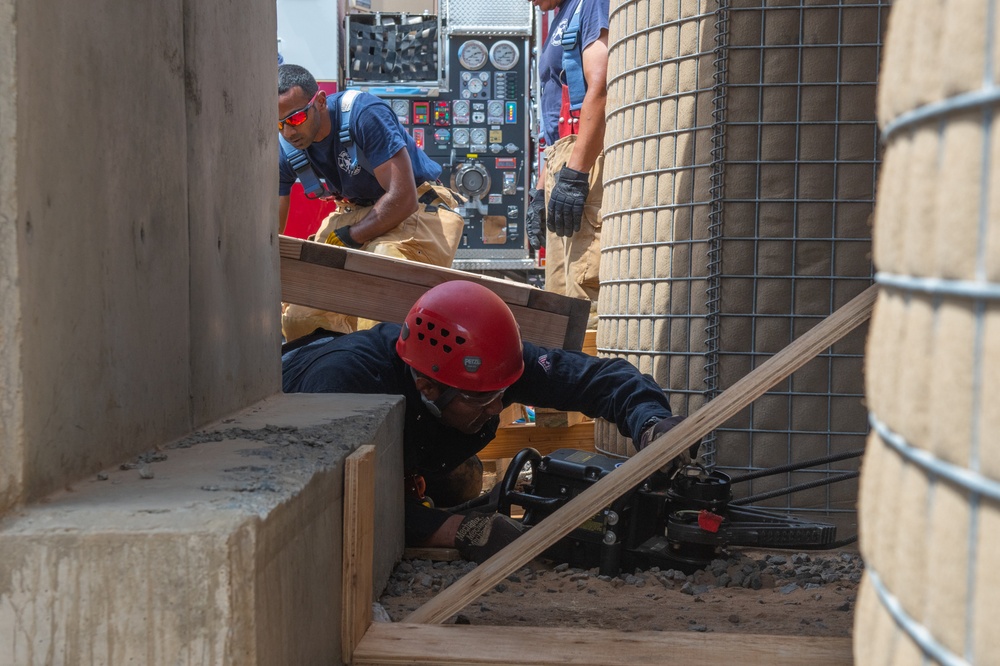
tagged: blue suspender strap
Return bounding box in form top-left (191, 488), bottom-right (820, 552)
top-left (278, 135), bottom-right (332, 200)
top-left (339, 90), bottom-right (362, 172)
top-left (561, 0), bottom-right (587, 111)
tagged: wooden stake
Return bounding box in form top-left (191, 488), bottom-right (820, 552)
top-left (342, 445), bottom-right (376, 664)
top-left (405, 285), bottom-right (878, 624)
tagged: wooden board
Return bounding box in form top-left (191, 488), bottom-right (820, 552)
top-left (342, 445), bottom-right (376, 664)
top-left (405, 285), bottom-right (878, 624)
top-left (353, 623), bottom-right (854, 665)
top-left (280, 236), bottom-right (591, 350)
top-left (480, 421), bottom-right (596, 460)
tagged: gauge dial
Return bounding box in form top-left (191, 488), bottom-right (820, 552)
top-left (470, 128), bottom-right (488, 145)
top-left (489, 40), bottom-right (520, 71)
top-left (390, 99), bottom-right (410, 122)
top-left (458, 40), bottom-right (488, 70)
top-left (487, 100), bottom-right (504, 118)
top-left (452, 128), bottom-right (470, 147)
top-left (467, 78), bottom-right (484, 95)
top-left (453, 100), bottom-right (470, 121)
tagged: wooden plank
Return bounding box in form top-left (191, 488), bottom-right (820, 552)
top-left (480, 421), bottom-right (596, 460)
top-left (405, 285), bottom-right (878, 624)
top-left (279, 235), bottom-right (307, 259)
top-left (279, 235), bottom-right (589, 350)
top-left (281, 259), bottom-right (575, 349)
top-left (582, 329), bottom-right (597, 357)
top-left (353, 623), bottom-right (854, 666)
top-left (342, 445), bottom-right (376, 665)
top-left (343, 251), bottom-right (532, 306)
top-left (533, 408), bottom-right (588, 428)
top-left (403, 547), bottom-right (463, 561)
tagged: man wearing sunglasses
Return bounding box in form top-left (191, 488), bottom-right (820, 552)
top-left (278, 64), bottom-right (466, 342)
top-left (282, 280), bottom-right (688, 563)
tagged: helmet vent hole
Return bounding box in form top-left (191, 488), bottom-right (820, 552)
top-left (415, 317), bottom-right (423, 326)
top-left (455, 336), bottom-right (466, 345)
top-left (430, 339), bottom-right (438, 347)
top-left (427, 322), bottom-right (436, 331)
top-left (441, 329), bottom-right (450, 337)
top-left (417, 333), bottom-right (425, 341)
top-left (443, 345), bottom-right (452, 353)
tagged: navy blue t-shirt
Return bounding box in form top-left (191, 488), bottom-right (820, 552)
top-left (278, 91), bottom-right (442, 201)
top-left (538, 0), bottom-right (610, 146)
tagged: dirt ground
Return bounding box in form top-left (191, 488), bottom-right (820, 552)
top-left (378, 547), bottom-right (860, 637)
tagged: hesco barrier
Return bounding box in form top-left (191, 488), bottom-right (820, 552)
top-left (854, 0), bottom-right (1000, 662)
top-left (596, 0), bottom-right (889, 529)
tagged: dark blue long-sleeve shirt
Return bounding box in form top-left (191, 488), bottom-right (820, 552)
top-left (282, 323), bottom-right (676, 543)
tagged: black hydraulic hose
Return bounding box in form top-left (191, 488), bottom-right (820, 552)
top-left (728, 449), bottom-right (865, 484)
top-left (731, 470), bottom-right (860, 505)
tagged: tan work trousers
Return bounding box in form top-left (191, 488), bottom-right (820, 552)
top-left (282, 182), bottom-right (465, 341)
top-left (543, 135), bottom-right (603, 318)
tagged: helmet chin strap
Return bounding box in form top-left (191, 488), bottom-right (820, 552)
top-left (411, 367), bottom-right (459, 418)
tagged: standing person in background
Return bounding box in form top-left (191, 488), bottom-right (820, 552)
top-left (277, 64), bottom-right (465, 341)
top-left (525, 0), bottom-right (609, 329)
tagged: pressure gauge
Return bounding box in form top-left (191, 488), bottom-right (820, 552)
top-left (458, 40), bottom-right (488, 70)
top-left (452, 128), bottom-right (470, 147)
top-left (489, 40), bottom-right (520, 71)
top-left (470, 128), bottom-right (488, 146)
top-left (390, 99), bottom-right (410, 123)
top-left (453, 100), bottom-right (470, 123)
top-left (467, 78), bottom-right (484, 95)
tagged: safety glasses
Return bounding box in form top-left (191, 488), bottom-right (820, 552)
top-left (455, 387), bottom-right (506, 407)
top-left (278, 91), bottom-right (320, 130)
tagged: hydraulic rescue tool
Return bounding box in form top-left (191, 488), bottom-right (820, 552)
top-left (466, 446), bottom-right (859, 576)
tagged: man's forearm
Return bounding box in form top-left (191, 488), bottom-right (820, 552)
top-left (564, 81), bottom-right (607, 173)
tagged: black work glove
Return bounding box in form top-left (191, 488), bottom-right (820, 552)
top-left (454, 512), bottom-right (526, 564)
top-left (525, 188), bottom-right (546, 250)
top-left (639, 414), bottom-right (698, 459)
top-left (546, 166), bottom-right (590, 238)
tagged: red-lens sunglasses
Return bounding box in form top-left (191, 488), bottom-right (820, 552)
top-left (278, 91), bottom-right (320, 130)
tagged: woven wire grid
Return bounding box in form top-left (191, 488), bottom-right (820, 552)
top-left (598, 0), bottom-right (889, 526)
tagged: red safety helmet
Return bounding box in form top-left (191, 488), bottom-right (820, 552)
top-left (396, 280), bottom-right (525, 392)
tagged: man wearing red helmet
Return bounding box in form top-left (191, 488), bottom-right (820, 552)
top-left (282, 280), bottom-right (685, 562)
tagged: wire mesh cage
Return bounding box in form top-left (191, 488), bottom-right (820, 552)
top-left (598, 0), bottom-right (891, 532)
top-left (345, 13), bottom-right (441, 83)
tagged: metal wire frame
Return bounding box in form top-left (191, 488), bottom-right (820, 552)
top-left (599, 0), bottom-right (887, 525)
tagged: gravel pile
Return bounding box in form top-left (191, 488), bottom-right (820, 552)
top-left (379, 549), bottom-right (864, 604)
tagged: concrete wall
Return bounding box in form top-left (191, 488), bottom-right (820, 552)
top-left (0, 0), bottom-right (281, 512)
top-left (1, 394), bottom-right (405, 665)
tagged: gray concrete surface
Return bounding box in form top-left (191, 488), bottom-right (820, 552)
top-left (1, 0), bottom-right (280, 512)
top-left (0, 393), bottom-right (405, 665)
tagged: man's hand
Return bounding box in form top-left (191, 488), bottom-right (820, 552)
top-left (327, 225), bottom-right (363, 249)
top-left (546, 167), bottom-right (590, 238)
top-left (525, 188), bottom-right (547, 250)
top-left (639, 414), bottom-right (699, 461)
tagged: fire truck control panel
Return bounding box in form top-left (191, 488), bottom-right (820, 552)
top-left (343, 6), bottom-right (535, 270)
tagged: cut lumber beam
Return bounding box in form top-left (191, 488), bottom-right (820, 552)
top-left (279, 236), bottom-right (591, 350)
top-left (480, 421), bottom-right (595, 460)
top-left (342, 445), bottom-right (376, 664)
top-left (405, 285), bottom-right (878, 624)
top-left (353, 623), bottom-right (854, 666)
